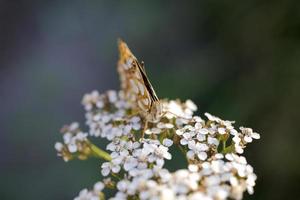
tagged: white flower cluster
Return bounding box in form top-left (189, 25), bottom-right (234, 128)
top-left (102, 138), bottom-right (173, 178)
top-left (135, 153), bottom-right (256, 200)
top-left (82, 90), bottom-right (197, 141)
top-left (83, 90), bottom-right (141, 140)
top-left (233, 127), bottom-right (260, 154)
top-left (56, 89), bottom-right (260, 200)
top-left (176, 113), bottom-right (260, 162)
top-left (96, 138), bottom-right (173, 200)
top-left (55, 122), bottom-right (90, 161)
top-left (75, 182), bottom-right (105, 200)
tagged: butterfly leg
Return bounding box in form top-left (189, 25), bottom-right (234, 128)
top-left (141, 119), bottom-right (149, 139)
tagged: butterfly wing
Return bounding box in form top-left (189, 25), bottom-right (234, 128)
top-left (117, 39), bottom-right (161, 119)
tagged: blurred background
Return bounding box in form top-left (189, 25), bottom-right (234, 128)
top-left (1, 0), bottom-right (299, 199)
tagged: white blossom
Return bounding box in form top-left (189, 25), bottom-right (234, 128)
top-left (56, 89), bottom-right (260, 200)
top-left (74, 181), bottom-right (104, 200)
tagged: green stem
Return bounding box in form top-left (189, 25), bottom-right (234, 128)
top-left (178, 144), bottom-right (186, 155)
top-left (178, 144), bottom-right (189, 164)
top-left (99, 192), bottom-right (105, 200)
top-left (222, 143), bottom-right (235, 154)
top-left (90, 143), bottom-right (111, 161)
top-left (111, 173), bottom-right (122, 180)
top-left (222, 140), bottom-right (226, 151)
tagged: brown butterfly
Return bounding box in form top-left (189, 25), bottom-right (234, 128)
top-left (117, 39), bottom-right (163, 122)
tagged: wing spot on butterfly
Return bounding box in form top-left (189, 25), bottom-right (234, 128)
top-left (124, 58), bottom-right (133, 70)
top-left (129, 79), bottom-right (139, 94)
top-left (138, 99), bottom-right (148, 111)
top-left (134, 71), bottom-right (141, 79)
top-left (137, 81), bottom-right (145, 95)
top-left (142, 98), bottom-right (149, 106)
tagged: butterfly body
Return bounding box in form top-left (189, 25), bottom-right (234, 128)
top-left (117, 39), bottom-right (162, 122)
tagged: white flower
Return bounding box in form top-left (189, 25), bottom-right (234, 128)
top-left (124, 156), bottom-right (138, 171)
top-left (74, 181), bottom-right (105, 200)
top-left (117, 179), bottom-right (130, 192)
top-left (69, 122), bottom-right (79, 131)
top-left (82, 90), bottom-right (101, 111)
top-left (157, 122), bottom-right (174, 129)
top-left (164, 100), bottom-right (194, 119)
top-left (205, 113), bottom-right (235, 131)
top-left (150, 145), bottom-right (171, 167)
top-left (198, 128), bottom-right (209, 135)
top-left (63, 133), bottom-right (72, 144)
top-left (240, 127), bottom-right (260, 143)
top-left (176, 129), bottom-right (184, 136)
top-left (186, 140), bottom-right (208, 160)
top-left (205, 112), bottom-right (220, 122)
top-left (180, 131), bottom-right (196, 145)
top-left (196, 133), bottom-right (206, 142)
top-left (156, 145), bottom-right (172, 160)
top-left (188, 164), bottom-right (199, 172)
top-left (93, 182), bottom-right (104, 192)
top-left (68, 143), bottom-right (78, 153)
top-left (163, 138), bottom-right (173, 147)
top-left (130, 116), bottom-right (141, 130)
top-left (54, 142), bottom-right (63, 151)
top-left (101, 161), bottom-right (121, 176)
top-left (218, 127), bottom-right (227, 135)
top-left (207, 136), bottom-right (219, 146)
top-left (164, 100), bottom-right (184, 118)
top-left (107, 90), bottom-right (118, 103)
top-left (150, 127), bottom-right (162, 134)
top-left (188, 192), bottom-right (212, 200)
top-left (215, 153), bottom-right (224, 159)
top-left (185, 99), bottom-right (198, 111)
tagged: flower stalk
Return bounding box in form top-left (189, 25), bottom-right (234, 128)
top-left (90, 143), bottom-right (112, 161)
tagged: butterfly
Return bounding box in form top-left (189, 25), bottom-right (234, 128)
top-left (117, 39), bottom-right (163, 122)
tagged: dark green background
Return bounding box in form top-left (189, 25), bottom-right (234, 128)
top-left (1, 1), bottom-right (299, 199)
